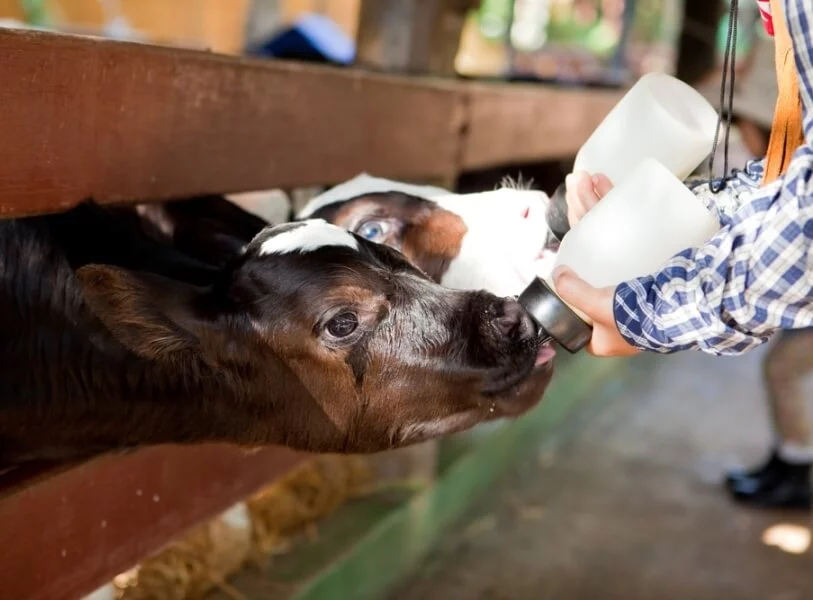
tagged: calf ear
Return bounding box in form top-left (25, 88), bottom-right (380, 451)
top-left (76, 264), bottom-right (204, 361)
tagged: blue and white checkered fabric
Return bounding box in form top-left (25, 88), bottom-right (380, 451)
top-left (614, 0), bottom-right (813, 355)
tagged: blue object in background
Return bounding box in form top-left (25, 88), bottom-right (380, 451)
top-left (247, 13), bottom-right (355, 65)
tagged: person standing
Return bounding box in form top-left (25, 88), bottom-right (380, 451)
top-left (554, 0), bottom-right (813, 509)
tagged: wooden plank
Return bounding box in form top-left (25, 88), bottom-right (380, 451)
top-left (461, 81), bottom-right (624, 171)
top-left (0, 27), bottom-right (462, 217)
top-left (0, 27), bottom-right (623, 218)
top-left (0, 445), bottom-right (304, 600)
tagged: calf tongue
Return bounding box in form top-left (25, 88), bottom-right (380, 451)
top-left (535, 344), bottom-right (556, 366)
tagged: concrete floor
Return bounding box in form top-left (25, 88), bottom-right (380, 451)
top-left (389, 347), bottom-right (813, 600)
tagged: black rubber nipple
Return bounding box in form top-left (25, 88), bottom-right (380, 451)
top-left (518, 277), bottom-right (592, 353)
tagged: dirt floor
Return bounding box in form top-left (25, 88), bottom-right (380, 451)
top-left (389, 346), bottom-right (813, 600)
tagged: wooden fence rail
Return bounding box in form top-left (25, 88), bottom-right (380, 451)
top-left (0, 446), bottom-right (302, 600)
top-left (0, 27), bottom-right (621, 218)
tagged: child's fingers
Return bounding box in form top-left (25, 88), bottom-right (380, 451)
top-left (592, 174), bottom-right (614, 199)
top-left (575, 171), bottom-right (600, 209)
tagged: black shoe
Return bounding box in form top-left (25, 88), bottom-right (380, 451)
top-left (725, 451), bottom-right (785, 485)
top-left (724, 451), bottom-right (812, 510)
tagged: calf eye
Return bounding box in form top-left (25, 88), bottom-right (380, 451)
top-left (326, 312), bottom-right (359, 338)
top-left (356, 219), bottom-right (391, 242)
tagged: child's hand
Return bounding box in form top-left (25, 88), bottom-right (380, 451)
top-left (552, 266), bottom-right (640, 358)
top-left (564, 171), bottom-right (613, 227)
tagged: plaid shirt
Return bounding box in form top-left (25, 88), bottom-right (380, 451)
top-left (613, 0), bottom-right (813, 356)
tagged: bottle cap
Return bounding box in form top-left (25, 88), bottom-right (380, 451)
top-left (518, 277), bottom-right (592, 353)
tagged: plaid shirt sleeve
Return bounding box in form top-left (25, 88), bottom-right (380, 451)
top-left (613, 0), bottom-right (813, 356)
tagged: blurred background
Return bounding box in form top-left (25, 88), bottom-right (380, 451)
top-left (0, 0), bottom-right (766, 86)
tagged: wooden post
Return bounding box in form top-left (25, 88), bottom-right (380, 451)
top-left (355, 0), bottom-right (474, 75)
top-left (427, 0), bottom-right (476, 77)
top-left (355, 0), bottom-right (463, 484)
top-left (676, 0), bottom-right (723, 84)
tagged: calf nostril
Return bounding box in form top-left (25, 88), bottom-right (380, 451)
top-left (494, 300), bottom-right (533, 340)
top-left (521, 206), bottom-right (530, 220)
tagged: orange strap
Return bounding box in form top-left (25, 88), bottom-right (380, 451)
top-left (763, 0), bottom-right (805, 185)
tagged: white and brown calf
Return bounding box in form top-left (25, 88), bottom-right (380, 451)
top-left (297, 174), bottom-right (564, 298)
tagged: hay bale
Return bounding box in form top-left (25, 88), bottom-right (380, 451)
top-left (113, 503), bottom-right (251, 600)
top-left (247, 455), bottom-right (371, 558)
top-left (110, 455), bottom-right (372, 600)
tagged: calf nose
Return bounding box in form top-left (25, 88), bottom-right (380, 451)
top-left (493, 299), bottom-right (536, 341)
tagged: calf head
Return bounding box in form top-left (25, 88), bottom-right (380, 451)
top-left (77, 219), bottom-right (553, 454)
top-left (298, 174), bottom-right (561, 297)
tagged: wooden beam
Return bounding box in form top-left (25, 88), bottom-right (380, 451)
top-left (461, 81), bottom-right (622, 171)
top-left (0, 27), bottom-right (622, 218)
top-left (0, 28), bottom-right (461, 217)
top-left (0, 445), bottom-right (304, 600)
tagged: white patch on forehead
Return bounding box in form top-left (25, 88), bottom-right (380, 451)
top-left (297, 173), bottom-right (452, 218)
top-left (257, 219), bottom-right (359, 256)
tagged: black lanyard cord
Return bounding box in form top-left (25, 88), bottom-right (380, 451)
top-left (708, 0), bottom-right (740, 193)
